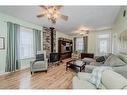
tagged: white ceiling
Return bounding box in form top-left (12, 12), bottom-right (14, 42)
top-left (0, 6), bottom-right (121, 34)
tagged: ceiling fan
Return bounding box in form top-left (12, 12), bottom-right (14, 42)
top-left (37, 5), bottom-right (68, 24)
top-left (71, 26), bottom-right (90, 36)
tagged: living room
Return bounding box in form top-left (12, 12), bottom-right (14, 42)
top-left (0, 1), bottom-right (127, 94)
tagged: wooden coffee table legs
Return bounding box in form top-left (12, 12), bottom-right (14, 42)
top-left (66, 62), bottom-right (70, 71)
top-left (79, 64), bottom-right (85, 72)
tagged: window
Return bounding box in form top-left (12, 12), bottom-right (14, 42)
top-left (76, 37), bottom-right (84, 52)
top-left (19, 27), bottom-right (34, 59)
top-left (96, 32), bottom-right (111, 56)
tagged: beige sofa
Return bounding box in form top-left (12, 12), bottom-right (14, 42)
top-left (85, 53), bottom-right (127, 78)
top-left (72, 70), bottom-right (127, 89)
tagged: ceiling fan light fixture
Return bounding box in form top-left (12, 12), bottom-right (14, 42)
top-left (72, 25), bottom-right (91, 36)
top-left (37, 5), bottom-right (68, 24)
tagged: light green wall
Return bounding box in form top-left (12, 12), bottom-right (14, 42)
top-left (0, 20), bottom-right (7, 73)
top-left (0, 12), bottom-right (42, 73)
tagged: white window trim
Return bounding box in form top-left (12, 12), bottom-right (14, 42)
top-left (95, 31), bottom-right (112, 56)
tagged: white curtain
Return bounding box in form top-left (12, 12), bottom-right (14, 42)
top-left (75, 37), bottom-right (84, 52)
top-left (19, 26), bottom-right (34, 59)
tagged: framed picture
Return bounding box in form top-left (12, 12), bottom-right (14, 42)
top-left (0, 37), bottom-right (5, 50)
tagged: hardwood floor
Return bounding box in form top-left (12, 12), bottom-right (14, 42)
top-left (0, 59), bottom-right (76, 89)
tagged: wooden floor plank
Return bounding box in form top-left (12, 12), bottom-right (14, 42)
top-left (0, 59), bottom-right (76, 89)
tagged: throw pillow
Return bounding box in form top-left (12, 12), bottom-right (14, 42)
top-left (104, 54), bottom-right (126, 67)
top-left (104, 54), bottom-right (113, 65)
top-left (104, 53), bottom-right (112, 60)
top-left (96, 56), bottom-right (105, 62)
top-left (88, 66), bottom-right (113, 89)
top-left (36, 54), bottom-right (44, 61)
top-left (82, 58), bottom-right (95, 65)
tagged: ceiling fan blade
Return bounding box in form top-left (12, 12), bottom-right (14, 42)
top-left (37, 14), bottom-right (45, 18)
top-left (59, 14), bottom-right (68, 21)
top-left (40, 5), bottom-right (48, 10)
top-left (55, 5), bottom-right (63, 10)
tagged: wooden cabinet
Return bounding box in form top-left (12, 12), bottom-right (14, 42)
top-left (60, 52), bottom-right (72, 59)
top-left (58, 38), bottom-right (72, 60)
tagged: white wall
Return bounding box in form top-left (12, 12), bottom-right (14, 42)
top-left (87, 31), bottom-right (96, 54)
top-left (112, 7), bottom-right (127, 33)
top-left (112, 7), bottom-right (127, 53)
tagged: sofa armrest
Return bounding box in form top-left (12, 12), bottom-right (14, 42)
top-left (44, 58), bottom-right (48, 69)
top-left (77, 72), bottom-right (91, 81)
top-left (72, 76), bottom-right (96, 89)
top-left (85, 65), bottom-right (98, 73)
top-left (101, 70), bottom-right (127, 89)
top-left (90, 62), bottom-right (104, 66)
top-left (113, 65), bottom-right (127, 79)
top-left (30, 60), bottom-right (35, 67)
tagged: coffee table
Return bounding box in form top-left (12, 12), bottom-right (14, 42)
top-left (66, 60), bottom-right (86, 72)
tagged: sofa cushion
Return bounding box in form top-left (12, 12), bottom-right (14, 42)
top-left (77, 72), bottom-right (91, 81)
top-left (90, 61), bottom-right (104, 66)
top-left (72, 76), bottom-right (96, 89)
top-left (118, 54), bottom-right (127, 64)
top-left (33, 61), bottom-right (46, 69)
top-left (85, 65), bottom-right (98, 73)
top-left (103, 55), bottom-right (112, 65)
top-left (113, 65), bottom-right (127, 79)
top-left (96, 56), bottom-right (105, 62)
top-left (73, 73), bottom-right (106, 89)
top-left (104, 54), bottom-right (126, 67)
top-left (88, 67), bottom-right (112, 89)
top-left (82, 58), bottom-right (95, 65)
top-left (101, 70), bottom-right (127, 89)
